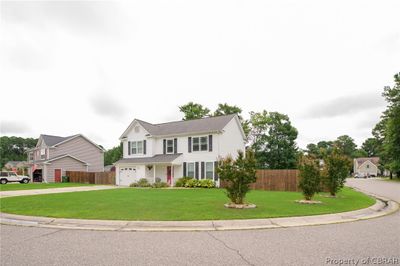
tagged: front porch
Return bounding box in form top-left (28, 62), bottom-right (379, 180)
top-left (143, 163), bottom-right (179, 186)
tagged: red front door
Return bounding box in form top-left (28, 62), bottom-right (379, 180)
top-left (54, 169), bottom-right (62, 183)
top-left (167, 166), bottom-right (172, 185)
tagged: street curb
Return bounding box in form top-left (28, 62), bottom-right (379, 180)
top-left (1, 193), bottom-right (398, 232)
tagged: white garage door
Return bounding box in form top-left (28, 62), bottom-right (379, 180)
top-left (119, 167), bottom-right (137, 186)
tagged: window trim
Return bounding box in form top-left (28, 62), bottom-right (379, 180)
top-left (205, 162), bottom-right (214, 180)
top-left (192, 136), bottom-right (208, 152)
top-left (186, 162), bottom-right (195, 178)
top-left (166, 139), bottom-right (174, 154)
top-left (131, 141), bottom-right (144, 155)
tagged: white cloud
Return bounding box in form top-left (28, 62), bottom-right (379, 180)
top-left (0, 0), bottom-right (399, 149)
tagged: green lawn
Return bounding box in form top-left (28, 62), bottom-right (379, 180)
top-left (0, 183), bottom-right (93, 191)
top-left (0, 187), bottom-right (374, 221)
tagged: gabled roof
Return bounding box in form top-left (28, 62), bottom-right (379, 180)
top-left (355, 157), bottom-right (380, 166)
top-left (40, 134), bottom-right (75, 146)
top-left (38, 134), bottom-right (105, 152)
top-left (44, 154), bottom-right (89, 165)
top-left (120, 114), bottom-right (243, 139)
top-left (114, 154), bottom-right (182, 164)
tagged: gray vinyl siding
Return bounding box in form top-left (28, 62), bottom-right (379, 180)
top-left (49, 136), bottom-right (104, 172)
top-left (46, 157), bottom-right (87, 182)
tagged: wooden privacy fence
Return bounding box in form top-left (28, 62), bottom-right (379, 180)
top-left (221, 169), bottom-right (300, 192)
top-left (66, 171), bottom-right (115, 185)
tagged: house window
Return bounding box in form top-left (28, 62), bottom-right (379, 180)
top-left (40, 148), bottom-right (46, 160)
top-left (29, 152), bottom-right (33, 161)
top-left (134, 126), bottom-right (140, 133)
top-left (205, 162), bottom-right (214, 179)
top-left (131, 141), bottom-right (143, 154)
top-left (187, 162), bottom-right (195, 178)
top-left (366, 164), bottom-right (369, 169)
top-left (192, 136), bottom-right (208, 152)
top-left (166, 139), bottom-right (174, 154)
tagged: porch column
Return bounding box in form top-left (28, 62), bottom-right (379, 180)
top-left (153, 164), bottom-right (156, 183)
top-left (171, 165), bottom-right (174, 187)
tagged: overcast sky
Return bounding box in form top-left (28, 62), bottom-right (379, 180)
top-left (1, 1), bottom-right (399, 149)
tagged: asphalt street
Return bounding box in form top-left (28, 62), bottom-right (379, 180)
top-left (1, 178), bottom-right (399, 266)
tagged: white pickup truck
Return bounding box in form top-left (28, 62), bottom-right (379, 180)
top-left (0, 171), bottom-right (31, 184)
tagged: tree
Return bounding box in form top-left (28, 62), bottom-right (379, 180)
top-left (217, 149), bottom-right (257, 205)
top-left (306, 143), bottom-right (321, 158)
top-left (213, 103), bottom-right (243, 119)
top-left (334, 135), bottom-right (357, 158)
top-left (179, 102), bottom-right (210, 120)
top-left (381, 73), bottom-right (400, 177)
top-left (249, 111), bottom-right (298, 169)
top-left (213, 103), bottom-right (251, 137)
top-left (0, 136), bottom-right (37, 168)
top-left (361, 138), bottom-right (381, 157)
top-left (322, 149), bottom-right (352, 196)
top-left (352, 149), bottom-right (368, 158)
top-left (298, 155), bottom-right (321, 200)
top-left (104, 144), bottom-right (123, 166)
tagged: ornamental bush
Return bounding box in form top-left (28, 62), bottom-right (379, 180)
top-left (129, 178), bottom-right (151, 188)
top-left (175, 177), bottom-right (193, 187)
top-left (322, 149), bottom-right (352, 196)
top-left (198, 179), bottom-right (215, 188)
top-left (217, 149), bottom-right (257, 205)
top-left (184, 179), bottom-right (199, 188)
top-left (298, 155), bottom-right (321, 200)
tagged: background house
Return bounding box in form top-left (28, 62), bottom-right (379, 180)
top-left (3, 161), bottom-right (29, 175)
top-left (353, 157), bottom-right (381, 177)
top-left (27, 134), bottom-right (105, 182)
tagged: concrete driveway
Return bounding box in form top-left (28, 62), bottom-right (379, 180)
top-left (0, 185), bottom-right (117, 198)
top-left (1, 179), bottom-right (399, 266)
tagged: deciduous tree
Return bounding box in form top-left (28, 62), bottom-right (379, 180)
top-left (217, 150), bottom-right (257, 205)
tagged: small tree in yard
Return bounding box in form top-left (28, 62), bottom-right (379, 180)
top-left (217, 150), bottom-right (257, 205)
top-left (298, 155), bottom-right (321, 201)
top-left (322, 149), bottom-right (351, 197)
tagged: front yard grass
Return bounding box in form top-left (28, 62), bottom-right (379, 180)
top-left (0, 183), bottom-right (94, 191)
top-left (0, 187), bottom-right (374, 221)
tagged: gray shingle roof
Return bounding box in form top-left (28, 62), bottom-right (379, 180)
top-left (355, 157), bottom-right (380, 166)
top-left (41, 134), bottom-right (77, 146)
top-left (134, 114), bottom-right (237, 136)
top-left (115, 154), bottom-right (182, 164)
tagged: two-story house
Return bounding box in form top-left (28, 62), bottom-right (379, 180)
top-left (115, 114), bottom-right (246, 186)
top-left (27, 134), bottom-right (105, 182)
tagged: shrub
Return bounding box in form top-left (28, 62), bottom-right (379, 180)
top-left (184, 179), bottom-right (200, 188)
top-left (152, 181), bottom-right (169, 188)
top-left (198, 179), bottom-right (215, 188)
top-left (322, 149), bottom-right (352, 196)
top-left (130, 178), bottom-right (151, 188)
top-left (298, 155), bottom-right (321, 200)
top-left (217, 149), bottom-right (257, 204)
top-left (175, 177), bottom-right (193, 187)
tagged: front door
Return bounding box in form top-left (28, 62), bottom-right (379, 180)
top-left (54, 169), bottom-right (62, 183)
top-left (167, 166), bottom-right (172, 185)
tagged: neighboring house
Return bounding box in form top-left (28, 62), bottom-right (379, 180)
top-left (27, 134), bottom-right (105, 182)
top-left (353, 157), bottom-right (380, 177)
top-left (3, 161), bottom-right (29, 174)
top-left (114, 114), bottom-right (246, 186)
top-left (104, 165), bottom-right (116, 172)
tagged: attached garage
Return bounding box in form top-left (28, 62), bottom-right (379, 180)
top-left (119, 167), bottom-right (137, 186)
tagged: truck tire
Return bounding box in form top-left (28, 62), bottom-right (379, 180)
top-left (0, 179), bottom-right (7, 184)
top-left (20, 179), bottom-right (30, 184)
